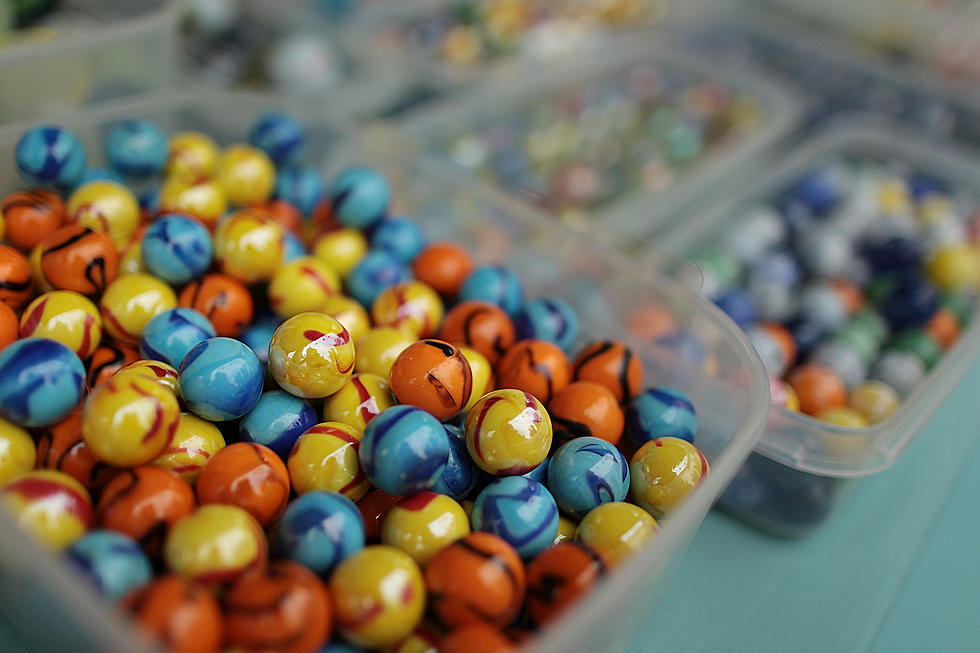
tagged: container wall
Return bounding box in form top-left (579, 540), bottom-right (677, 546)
top-left (0, 91), bottom-right (769, 652)
top-left (397, 37), bottom-right (800, 242)
top-left (655, 121), bottom-right (980, 532)
top-left (758, 0), bottom-right (980, 86)
top-left (0, 0), bottom-right (180, 124)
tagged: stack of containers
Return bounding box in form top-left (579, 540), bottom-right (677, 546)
top-left (655, 122), bottom-right (980, 535)
top-left (0, 90), bottom-right (770, 653)
top-left (0, 0), bottom-right (180, 124)
top-left (398, 36), bottom-right (799, 240)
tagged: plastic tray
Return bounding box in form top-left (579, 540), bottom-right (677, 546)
top-left (397, 38), bottom-right (799, 241)
top-left (684, 4), bottom-right (980, 146)
top-left (0, 0), bottom-right (180, 125)
top-left (758, 0), bottom-right (980, 84)
top-left (179, 0), bottom-right (427, 122)
top-left (656, 121), bottom-right (980, 533)
top-left (341, 0), bottom-right (670, 90)
top-left (0, 90), bottom-right (769, 653)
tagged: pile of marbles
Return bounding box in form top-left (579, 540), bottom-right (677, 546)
top-left (371, 0), bottom-right (661, 68)
top-left (0, 111), bottom-right (708, 653)
top-left (440, 59), bottom-right (762, 220)
top-left (694, 154), bottom-right (980, 427)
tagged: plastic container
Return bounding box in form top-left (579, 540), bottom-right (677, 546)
top-left (678, 8), bottom-right (961, 133)
top-left (179, 0), bottom-right (427, 121)
top-left (0, 90), bottom-right (769, 653)
top-left (758, 0), bottom-right (980, 85)
top-left (342, 0), bottom-right (669, 89)
top-left (398, 37), bottom-right (799, 241)
top-left (0, 0), bottom-right (180, 124)
top-left (656, 121), bottom-right (980, 535)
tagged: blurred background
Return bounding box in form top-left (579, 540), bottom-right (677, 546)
top-left (2, 1), bottom-right (980, 652)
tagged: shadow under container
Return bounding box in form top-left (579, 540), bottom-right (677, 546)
top-left (0, 0), bottom-right (180, 124)
top-left (656, 122), bottom-right (980, 536)
top-left (0, 90), bottom-right (769, 653)
top-left (396, 36), bottom-right (799, 242)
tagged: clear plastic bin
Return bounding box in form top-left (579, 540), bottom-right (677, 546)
top-left (397, 38), bottom-right (799, 241)
top-left (179, 0), bottom-right (428, 122)
top-left (0, 0), bottom-right (180, 124)
top-left (676, 8), bottom-right (962, 134)
top-left (656, 121), bottom-right (980, 535)
top-left (342, 0), bottom-right (669, 89)
top-left (758, 0), bottom-right (980, 92)
top-left (0, 90), bottom-right (769, 653)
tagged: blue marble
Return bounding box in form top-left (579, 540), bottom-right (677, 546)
top-left (625, 386), bottom-right (699, 446)
top-left (471, 476), bottom-right (559, 559)
top-left (714, 289), bottom-right (758, 330)
top-left (282, 230), bottom-right (306, 263)
top-left (0, 338), bottom-right (85, 428)
top-left (139, 308), bottom-right (216, 368)
top-left (547, 437), bottom-right (629, 518)
top-left (178, 337), bottom-right (264, 421)
top-left (15, 125), bottom-right (86, 187)
top-left (346, 249), bottom-right (411, 307)
top-left (105, 119), bottom-right (167, 178)
top-left (240, 390), bottom-right (318, 460)
top-left (514, 295), bottom-right (579, 352)
top-left (273, 491), bottom-right (364, 575)
top-left (329, 166), bottom-right (390, 229)
top-left (881, 274), bottom-right (940, 330)
top-left (370, 217), bottom-right (427, 264)
top-left (275, 165), bottom-right (326, 217)
top-left (458, 265), bottom-right (524, 316)
top-left (430, 424), bottom-right (480, 500)
top-left (66, 530), bottom-right (152, 600)
top-left (141, 213), bottom-right (213, 285)
top-left (248, 112), bottom-right (306, 168)
top-left (522, 454), bottom-right (550, 485)
top-left (359, 405), bottom-right (449, 496)
top-left (240, 313), bottom-right (282, 365)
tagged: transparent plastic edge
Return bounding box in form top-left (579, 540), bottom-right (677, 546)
top-left (729, 4), bottom-right (980, 112)
top-left (394, 35), bottom-right (801, 233)
top-left (0, 0), bottom-right (182, 65)
top-left (656, 117), bottom-right (980, 478)
top-left (527, 297), bottom-right (771, 653)
top-left (0, 89), bottom-right (770, 653)
top-left (600, 44), bottom-right (803, 239)
top-left (0, 508), bottom-right (163, 653)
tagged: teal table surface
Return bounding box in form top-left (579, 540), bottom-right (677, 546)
top-left (632, 358), bottom-right (980, 653)
top-left (3, 362), bottom-right (979, 653)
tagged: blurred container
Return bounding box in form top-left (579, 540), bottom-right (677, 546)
top-left (180, 0), bottom-right (421, 120)
top-left (759, 0), bottom-right (980, 90)
top-left (0, 90), bottom-right (769, 652)
top-left (657, 121), bottom-right (980, 536)
top-left (398, 37), bottom-right (799, 241)
top-left (343, 0), bottom-right (669, 87)
top-left (0, 0), bottom-right (180, 124)
top-left (678, 8), bottom-right (960, 136)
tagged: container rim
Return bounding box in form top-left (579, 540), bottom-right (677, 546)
top-left (657, 115), bottom-right (980, 478)
top-left (394, 34), bottom-right (802, 239)
top-left (706, 5), bottom-right (980, 115)
top-left (0, 0), bottom-right (181, 65)
top-left (0, 88), bottom-right (772, 653)
top-left (527, 295), bottom-right (771, 653)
